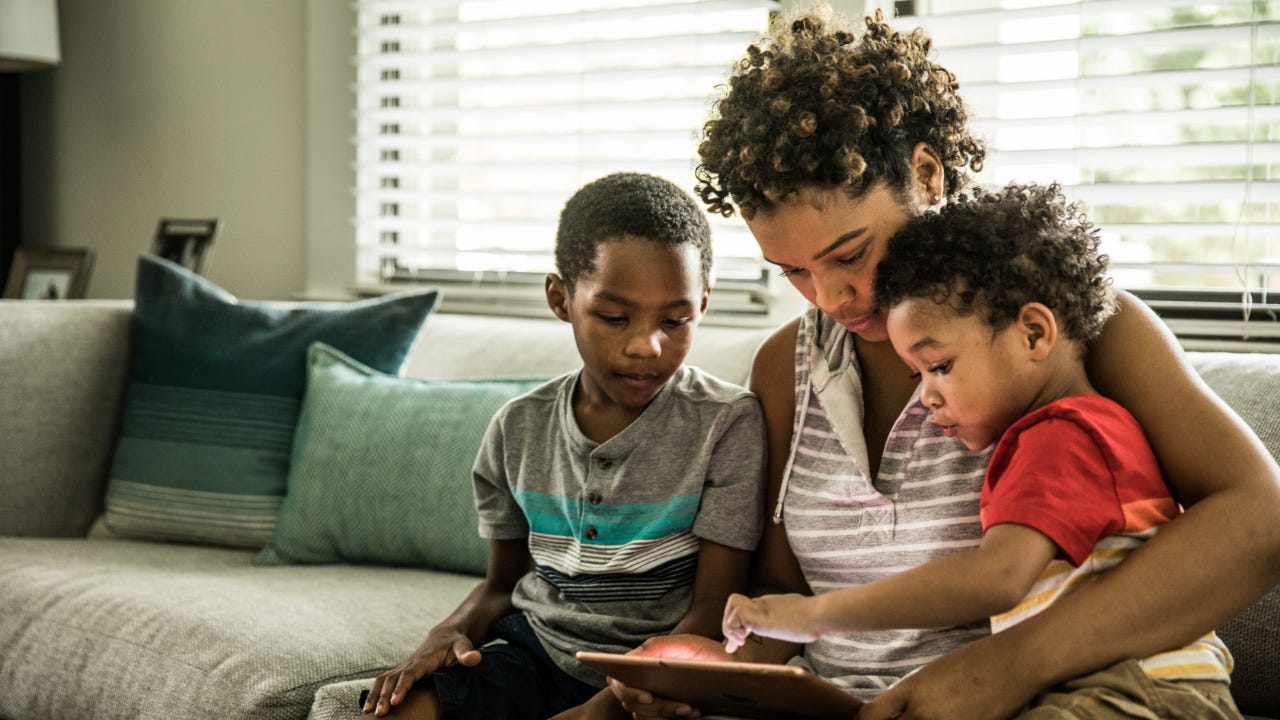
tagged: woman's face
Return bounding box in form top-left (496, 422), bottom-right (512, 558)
top-left (746, 185), bottom-right (921, 343)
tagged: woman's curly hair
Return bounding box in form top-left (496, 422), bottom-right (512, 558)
top-left (874, 182), bottom-right (1116, 351)
top-left (695, 5), bottom-right (985, 220)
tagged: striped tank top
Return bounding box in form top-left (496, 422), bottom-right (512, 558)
top-left (779, 308), bottom-right (993, 700)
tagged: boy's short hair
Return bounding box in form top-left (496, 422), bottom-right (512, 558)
top-left (555, 172), bottom-right (713, 292)
top-left (874, 182), bottom-right (1116, 347)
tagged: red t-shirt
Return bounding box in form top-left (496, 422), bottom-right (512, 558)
top-left (980, 394), bottom-right (1181, 567)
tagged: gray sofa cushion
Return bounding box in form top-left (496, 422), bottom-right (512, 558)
top-left (1188, 352), bottom-right (1280, 718)
top-left (0, 537), bottom-right (477, 720)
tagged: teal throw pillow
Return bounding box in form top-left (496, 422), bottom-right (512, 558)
top-left (254, 343), bottom-right (547, 572)
top-left (103, 256), bottom-right (439, 548)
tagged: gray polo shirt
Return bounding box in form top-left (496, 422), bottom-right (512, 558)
top-left (473, 364), bottom-right (766, 686)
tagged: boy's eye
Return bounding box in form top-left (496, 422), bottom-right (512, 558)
top-left (662, 317), bottom-right (692, 329)
top-left (598, 314), bottom-right (626, 326)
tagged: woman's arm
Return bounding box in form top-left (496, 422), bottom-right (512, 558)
top-left (739, 318), bottom-right (812, 665)
top-left (1080, 291), bottom-right (1280, 646)
top-left (860, 292), bottom-right (1280, 720)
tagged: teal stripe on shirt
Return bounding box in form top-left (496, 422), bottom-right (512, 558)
top-left (512, 488), bottom-right (701, 544)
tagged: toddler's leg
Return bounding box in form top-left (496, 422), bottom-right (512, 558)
top-left (1012, 659), bottom-right (1243, 720)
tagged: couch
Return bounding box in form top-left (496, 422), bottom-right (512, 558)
top-left (0, 299), bottom-right (1276, 720)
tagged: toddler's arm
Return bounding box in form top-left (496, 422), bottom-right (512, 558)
top-left (723, 523), bottom-right (1056, 651)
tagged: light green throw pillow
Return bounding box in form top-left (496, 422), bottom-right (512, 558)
top-left (254, 343), bottom-right (546, 573)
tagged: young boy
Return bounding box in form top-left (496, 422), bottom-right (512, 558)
top-left (721, 182), bottom-right (1239, 717)
top-left (361, 172), bottom-right (766, 720)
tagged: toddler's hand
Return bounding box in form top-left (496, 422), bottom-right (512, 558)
top-left (721, 592), bottom-right (820, 653)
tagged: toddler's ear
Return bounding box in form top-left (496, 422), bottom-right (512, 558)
top-left (545, 273), bottom-right (572, 323)
top-left (1017, 302), bottom-right (1058, 359)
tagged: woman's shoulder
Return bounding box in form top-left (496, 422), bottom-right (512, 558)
top-left (751, 316), bottom-right (802, 383)
top-left (1087, 289), bottom-right (1187, 385)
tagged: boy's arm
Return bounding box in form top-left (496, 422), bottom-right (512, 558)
top-left (363, 537), bottom-right (531, 717)
top-left (724, 524), bottom-right (1055, 649)
top-left (673, 538), bottom-right (754, 637)
top-left (566, 540), bottom-right (753, 720)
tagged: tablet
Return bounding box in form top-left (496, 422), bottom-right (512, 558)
top-left (576, 650), bottom-right (862, 719)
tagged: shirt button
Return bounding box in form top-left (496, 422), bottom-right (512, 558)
top-left (596, 458), bottom-right (612, 470)
top-left (588, 492), bottom-right (603, 505)
top-left (585, 526), bottom-right (598, 540)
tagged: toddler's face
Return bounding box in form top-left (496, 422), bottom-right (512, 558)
top-left (887, 297), bottom-right (1035, 451)
top-left (563, 237), bottom-right (708, 415)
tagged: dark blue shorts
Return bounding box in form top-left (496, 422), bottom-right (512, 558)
top-left (360, 613), bottom-right (599, 720)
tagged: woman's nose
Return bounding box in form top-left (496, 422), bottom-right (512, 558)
top-left (812, 274), bottom-right (852, 314)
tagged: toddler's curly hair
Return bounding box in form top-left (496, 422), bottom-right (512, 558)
top-left (555, 172), bottom-right (712, 292)
top-left (695, 4), bottom-right (985, 219)
top-left (874, 182), bottom-right (1116, 350)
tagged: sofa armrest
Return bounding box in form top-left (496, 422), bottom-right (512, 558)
top-left (0, 300), bottom-right (133, 537)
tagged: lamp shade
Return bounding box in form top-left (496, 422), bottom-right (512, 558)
top-left (0, 0), bottom-right (60, 72)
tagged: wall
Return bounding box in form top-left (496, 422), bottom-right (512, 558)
top-left (18, 0), bottom-right (355, 301)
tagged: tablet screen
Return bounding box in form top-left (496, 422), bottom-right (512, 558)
top-left (576, 650), bottom-right (862, 719)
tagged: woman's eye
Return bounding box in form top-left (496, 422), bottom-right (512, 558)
top-left (777, 267), bottom-right (805, 278)
top-left (837, 246), bottom-right (869, 266)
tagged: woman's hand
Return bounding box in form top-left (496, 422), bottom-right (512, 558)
top-left (856, 633), bottom-right (1031, 720)
top-left (361, 627), bottom-right (482, 717)
top-left (607, 635), bottom-right (731, 719)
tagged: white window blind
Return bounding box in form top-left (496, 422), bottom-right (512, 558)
top-left (893, 0), bottom-right (1280, 349)
top-left (353, 0), bottom-right (777, 319)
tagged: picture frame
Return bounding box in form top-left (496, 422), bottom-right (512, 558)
top-left (151, 217), bottom-right (221, 275)
top-left (2, 246), bottom-right (96, 300)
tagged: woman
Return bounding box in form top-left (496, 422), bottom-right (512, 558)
top-left (615, 6), bottom-right (1280, 719)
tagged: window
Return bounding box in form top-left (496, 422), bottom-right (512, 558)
top-left (353, 0), bottom-right (778, 321)
top-left (354, 0), bottom-right (1280, 346)
top-left (897, 0), bottom-right (1280, 350)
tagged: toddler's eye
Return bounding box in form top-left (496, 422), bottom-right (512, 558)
top-left (929, 361), bottom-right (952, 375)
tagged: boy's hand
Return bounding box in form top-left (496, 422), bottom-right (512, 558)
top-left (362, 629), bottom-right (481, 717)
top-left (722, 592), bottom-right (820, 653)
top-left (607, 635), bottom-right (727, 718)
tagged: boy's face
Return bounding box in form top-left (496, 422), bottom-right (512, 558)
top-left (548, 236), bottom-right (709, 415)
top-left (886, 297), bottom-right (1038, 451)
